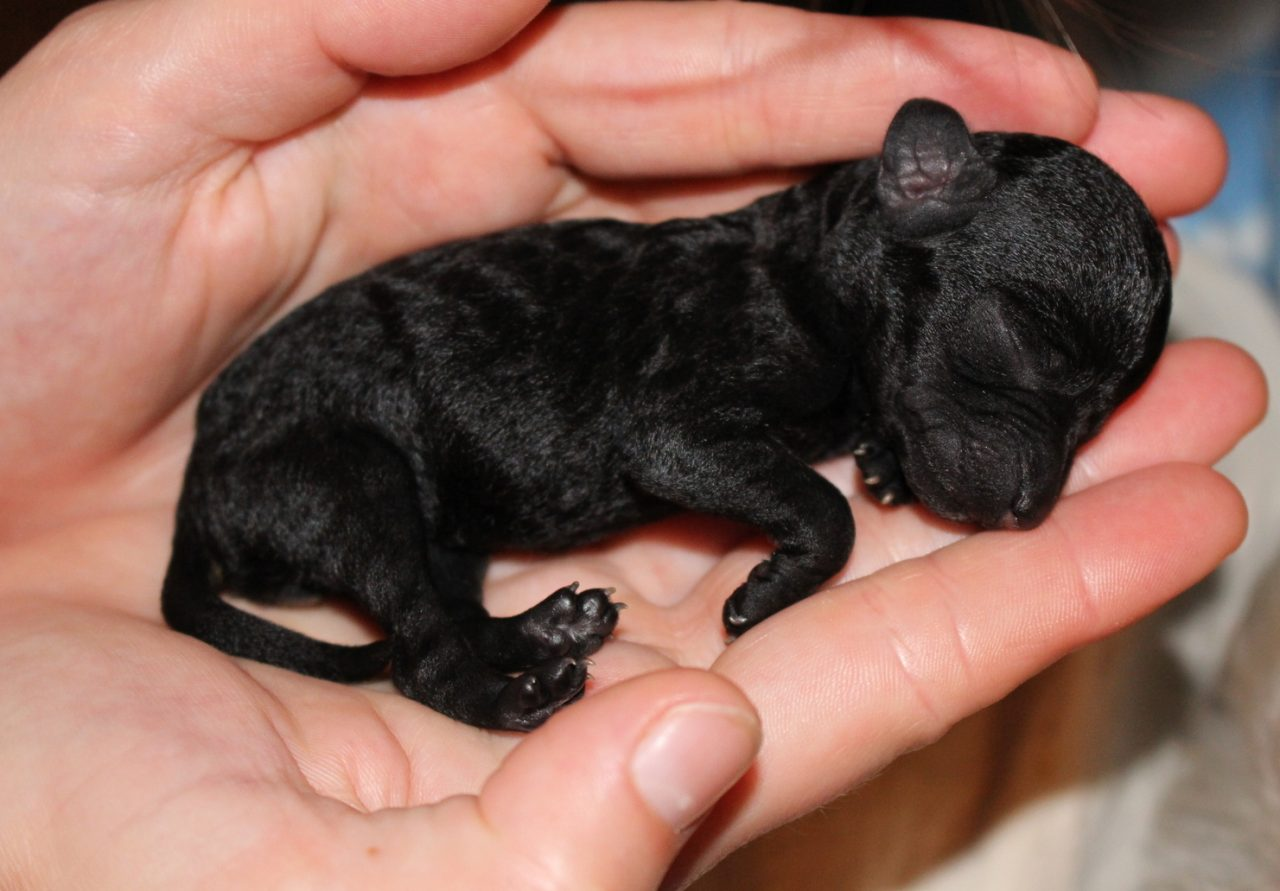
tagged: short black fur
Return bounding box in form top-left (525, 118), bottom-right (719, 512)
top-left (162, 99), bottom-right (1171, 730)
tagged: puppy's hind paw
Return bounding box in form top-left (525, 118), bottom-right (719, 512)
top-left (523, 582), bottom-right (622, 660)
top-left (495, 657), bottom-right (589, 730)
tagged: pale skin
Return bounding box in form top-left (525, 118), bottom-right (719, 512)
top-left (0, 1), bottom-right (1265, 889)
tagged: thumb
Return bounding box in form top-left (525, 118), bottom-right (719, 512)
top-left (480, 669), bottom-right (762, 888)
top-left (344, 670), bottom-right (761, 890)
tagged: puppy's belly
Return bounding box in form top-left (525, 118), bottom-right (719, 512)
top-left (432, 460), bottom-right (670, 552)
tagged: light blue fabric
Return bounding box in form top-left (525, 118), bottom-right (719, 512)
top-left (1177, 39), bottom-right (1280, 301)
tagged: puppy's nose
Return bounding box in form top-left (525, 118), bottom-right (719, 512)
top-left (1000, 487), bottom-right (1049, 530)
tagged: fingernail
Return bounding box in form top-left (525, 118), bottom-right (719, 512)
top-left (630, 703), bottom-right (761, 832)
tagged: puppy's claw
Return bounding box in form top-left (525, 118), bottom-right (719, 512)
top-left (864, 474), bottom-right (882, 486)
top-left (567, 581), bottom-right (581, 593)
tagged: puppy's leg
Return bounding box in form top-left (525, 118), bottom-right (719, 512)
top-left (214, 431), bottom-right (586, 730)
top-left (628, 428), bottom-right (853, 635)
top-left (430, 545), bottom-right (620, 673)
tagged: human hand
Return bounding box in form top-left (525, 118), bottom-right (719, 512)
top-left (0, 0), bottom-right (1260, 889)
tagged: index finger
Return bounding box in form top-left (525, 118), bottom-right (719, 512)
top-left (503, 5), bottom-right (1098, 175)
top-left (501, 5), bottom-right (1221, 220)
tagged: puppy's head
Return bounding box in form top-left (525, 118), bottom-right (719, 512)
top-left (864, 99), bottom-right (1171, 529)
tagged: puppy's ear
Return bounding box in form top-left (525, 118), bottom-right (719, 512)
top-left (876, 99), bottom-right (998, 238)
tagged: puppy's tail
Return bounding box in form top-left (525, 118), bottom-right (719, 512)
top-left (161, 517), bottom-right (392, 683)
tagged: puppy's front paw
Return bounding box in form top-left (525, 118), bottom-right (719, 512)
top-left (852, 435), bottom-right (912, 506)
top-left (721, 561), bottom-right (788, 637)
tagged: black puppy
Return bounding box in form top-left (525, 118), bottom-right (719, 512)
top-left (162, 99), bottom-right (1171, 730)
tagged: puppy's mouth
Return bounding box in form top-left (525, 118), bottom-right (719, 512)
top-left (995, 500), bottom-right (1050, 530)
top-left (895, 432), bottom-right (1064, 531)
top-left (913, 479), bottom-right (1056, 530)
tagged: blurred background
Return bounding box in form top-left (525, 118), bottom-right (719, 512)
top-left (4, 3), bottom-right (1278, 888)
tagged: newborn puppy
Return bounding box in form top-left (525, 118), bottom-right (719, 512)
top-left (162, 99), bottom-right (1171, 730)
